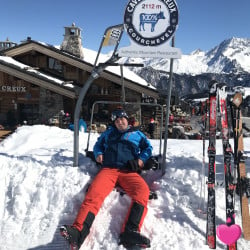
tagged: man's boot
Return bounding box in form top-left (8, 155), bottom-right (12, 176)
top-left (119, 202), bottom-right (151, 248)
top-left (60, 211), bottom-right (95, 248)
top-left (60, 225), bottom-right (80, 249)
top-left (119, 230), bottom-right (151, 248)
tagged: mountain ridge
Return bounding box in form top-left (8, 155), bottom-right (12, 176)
top-left (125, 37), bottom-right (250, 96)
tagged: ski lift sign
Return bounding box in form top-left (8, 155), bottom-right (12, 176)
top-left (119, 0), bottom-right (182, 58)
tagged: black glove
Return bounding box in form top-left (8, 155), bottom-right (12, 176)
top-left (127, 159), bottom-right (141, 172)
top-left (143, 156), bottom-right (160, 171)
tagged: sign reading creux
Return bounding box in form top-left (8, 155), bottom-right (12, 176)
top-left (1, 85), bottom-right (27, 92)
top-left (119, 0), bottom-right (181, 59)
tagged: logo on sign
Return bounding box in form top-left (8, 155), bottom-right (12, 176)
top-left (124, 0), bottom-right (178, 47)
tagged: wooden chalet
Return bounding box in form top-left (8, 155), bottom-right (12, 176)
top-left (0, 24), bottom-right (159, 130)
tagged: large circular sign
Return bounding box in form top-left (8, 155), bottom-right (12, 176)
top-left (124, 0), bottom-right (178, 47)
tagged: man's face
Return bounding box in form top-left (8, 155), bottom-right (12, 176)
top-left (114, 117), bottom-right (128, 131)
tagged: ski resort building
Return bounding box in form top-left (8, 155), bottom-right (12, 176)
top-left (0, 24), bottom-right (159, 130)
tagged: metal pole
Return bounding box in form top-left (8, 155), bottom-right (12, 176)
top-left (73, 24), bottom-right (124, 167)
top-left (162, 36), bottom-right (175, 175)
top-left (120, 65), bottom-right (125, 102)
top-left (73, 72), bottom-right (98, 167)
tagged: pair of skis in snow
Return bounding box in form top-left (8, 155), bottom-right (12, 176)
top-left (230, 92), bottom-right (250, 241)
top-left (204, 81), bottom-right (250, 249)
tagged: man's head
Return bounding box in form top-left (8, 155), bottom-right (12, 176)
top-left (111, 109), bottom-right (129, 131)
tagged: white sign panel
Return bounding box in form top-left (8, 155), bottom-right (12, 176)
top-left (119, 43), bottom-right (181, 58)
top-left (119, 0), bottom-right (182, 58)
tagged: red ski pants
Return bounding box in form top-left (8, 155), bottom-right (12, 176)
top-left (73, 168), bottom-right (149, 232)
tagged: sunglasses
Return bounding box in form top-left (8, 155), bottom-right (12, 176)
top-left (111, 110), bottom-right (128, 121)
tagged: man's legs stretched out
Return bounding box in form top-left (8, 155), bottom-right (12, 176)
top-left (61, 168), bottom-right (119, 247)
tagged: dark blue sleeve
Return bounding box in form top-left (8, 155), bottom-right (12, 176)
top-left (138, 131), bottom-right (153, 163)
top-left (93, 127), bottom-right (113, 159)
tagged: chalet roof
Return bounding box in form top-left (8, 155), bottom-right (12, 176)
top-left (0, 56), bottom-right (77, 99)
top-left (1, 39), bottom-right (158, 98)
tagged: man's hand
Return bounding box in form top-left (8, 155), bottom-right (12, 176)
top-left (127, 159), bottom-right (143, 172)
top-left (138, 159), bottom-right (144, 168)
top-left (96, 154), bottom-right (103, 164)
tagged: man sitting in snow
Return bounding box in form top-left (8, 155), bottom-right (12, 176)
top-left (60, 108), bottom-right (152, 249)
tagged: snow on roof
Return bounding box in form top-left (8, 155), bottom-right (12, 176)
top-left (0, 56), bottom-right (75, 89)
top-left (55, 43), bottom-right (155, 90)
top-left (1, 41), bottom-right (156, 91)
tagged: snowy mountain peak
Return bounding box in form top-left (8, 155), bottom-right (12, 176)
top-left (224, 37), bottom-right (250, 49)
top-left (126, 37), bottom-right (250, 75)
top-left (190, 49), bottom-right (204, 56)
top-left (204, 37), bottom-right (250, 74)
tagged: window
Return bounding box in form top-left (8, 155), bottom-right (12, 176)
top-left (48, 58), bottom-right (62, 73)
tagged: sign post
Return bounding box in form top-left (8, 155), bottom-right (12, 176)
top-left (119, 0), bottom-right (181, 174)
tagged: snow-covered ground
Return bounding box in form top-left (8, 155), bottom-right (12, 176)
top-left (0, 125), bottom-right (249, 250)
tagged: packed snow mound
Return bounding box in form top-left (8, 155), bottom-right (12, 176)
top-left (0, 125), bottom-right (249, 249)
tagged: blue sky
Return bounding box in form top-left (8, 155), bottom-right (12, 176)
top-left (1, 0), bottom-right (250, 55)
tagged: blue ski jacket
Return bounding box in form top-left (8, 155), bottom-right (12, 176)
top-left (93, 125), bottom-right (152, 169)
